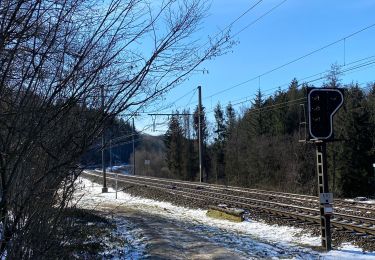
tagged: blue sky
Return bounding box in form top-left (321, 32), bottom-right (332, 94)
top-left (136, 0), bottom-right (375, 134)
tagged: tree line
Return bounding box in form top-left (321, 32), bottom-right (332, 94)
top-left (161, 77), bottom-right (375, 197)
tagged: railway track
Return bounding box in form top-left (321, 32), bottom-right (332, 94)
top-left (83, 170), bottom-right (375, 238)
top-left (96, 171), bottom-right (375, 216)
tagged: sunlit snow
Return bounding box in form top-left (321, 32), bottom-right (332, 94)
top-left (74, 177), bottom-right (375, 259)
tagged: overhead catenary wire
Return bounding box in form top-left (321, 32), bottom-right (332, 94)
top-left (121, 72), bottom-right (375, 138)
top-left (198, 0), bottom-right (264, 51)
top-left (144, 0), bottom-right (271, 115)
top-left (231, 0), bottom-right (288, 39)
top-left (89, 121), bottom-right (158, 151)
top-left (167, 53), bottom-right (375, 116)
top-left (194, 57), bottom-right (375, 117)
top-left (204, 82), bottom-right (374, 131)
top-left (153, 69), bottom-right (375, 136)
top-left (198, 0), bottom-right (289, 52)
top-left (212, 80), bottom-right (374, 116)
top-left (149, 84), bottom-right (375, 137)
top-left (222, 0), bottom-right (264, 32)
top-left (146, 88), bottom-right (197, 114)
top-left (138, 0), bottom-right (287, 116)
top-left (175, 22), bottom-right (375, 111)
top-left (185, 88), bottom-right (198, 108)
top-left (146, 80), bottom-right (374, 135)
top-left (120, 21), bottom-right (375, 134)
top-left (155, 59), bottom-right (369, 122)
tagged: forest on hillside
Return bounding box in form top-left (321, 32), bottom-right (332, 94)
top-left (134, 76), bottom-right (375, 198)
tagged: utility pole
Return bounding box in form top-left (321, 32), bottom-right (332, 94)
top-left (101, 85), bottom-right (108, 193)
top-left (132, 117), bottom-right (136, 175)
top-left (198, 86), bottom-right (203, 183)
top-left (109, 139), bottom-right (112, 172)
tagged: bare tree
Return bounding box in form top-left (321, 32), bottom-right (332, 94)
top-left (0, 0), bottom-right (232, 257)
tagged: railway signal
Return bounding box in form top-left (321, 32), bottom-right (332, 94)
top-left (307, 88), bottom-right (344, 141)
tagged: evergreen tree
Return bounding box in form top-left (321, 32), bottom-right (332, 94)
top-left (224, 103), bottom-right (239, 185)
top-left (334, 85), bottom-right (373, 196)
top-left (213, 103), bottom-right (226, 183)
top-left (214, 103), bottom-right (226, 143)
top-left (157, 77), bottom-right (374, 197)
top-left (225, 102), bottom-right (236, 128)
top-left (193, 105), bottom-right (208, 141)
top-left (164, 112), bottom-right (184, 178)
top-left (251, 87), bottom-right (265, 136)
top-left (270, 88), bottom-right (288, 135)
top-left (285, 78), bottom-right (302, 134)
top-left (181, 109), bottom-right (196, 181)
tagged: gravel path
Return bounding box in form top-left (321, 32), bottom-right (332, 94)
top-left (99, 203), bottom-right (247, 260)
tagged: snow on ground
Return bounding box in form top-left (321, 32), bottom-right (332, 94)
top-left (111, 216), bottom-right (147, 259)
top-left (74, 177), bottom-right (375, 259)
top-left (344, 198), bottom-right (375, 205)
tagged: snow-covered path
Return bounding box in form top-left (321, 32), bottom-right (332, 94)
top-left (73, 177), bottom-right (375, 259)
top-left (113, 208), bottom-right (246, 259)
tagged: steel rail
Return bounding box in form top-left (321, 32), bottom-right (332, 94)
top-left (93, 170), bottom-right (375, 215)
top-left (110, 173), bottom-right (375, 225)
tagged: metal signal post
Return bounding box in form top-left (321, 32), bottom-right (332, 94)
top-left (316, 142), bottom-right (332, 250)
top-left (305, 87), bottom-right (344, 251)
top-left (133, 117), bottom-right (136, 175)
top-left (101, 85), bottom-right (108, 193)
top-left (198, 86), bottom-right (203, 183)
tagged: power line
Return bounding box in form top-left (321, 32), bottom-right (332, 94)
top-left (89, 121), bottom-right (158, 151)
top-left (141, 0), bottom-right (284, 116)
top-left (186, 56), bottom-right (375, 118)
top-left (204, 72), bottom-right (375, 117)
top-left (185, 88), bottom-right (198, 108)
top-left (145, 0), bottom-right (268, 115)
top-left (216, 83), bottom-right (369, 131)
top-left (231, 0), bottom-right (288, 39)
top-left (224, 0), bottom-right (264, 30)
top-left (146, 79), bottom-right (374, 134)
top-left (199, 0), bottom-right (288, 52)
top-left (129, 24), bottom-right (375, 134)
top-left (143, 87), bottom-right (198, 115)
top-left (200, 0), bottom-right (264, 49)
top-left (183, 22), bottom-right (375, 108)
top-left (131, 81), bottom-right (375, 136)
top-left (177, 53), bottom-right (375, 114)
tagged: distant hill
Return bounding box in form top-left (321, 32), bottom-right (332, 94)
top-left (138, 134), bottom-right (166, 153)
